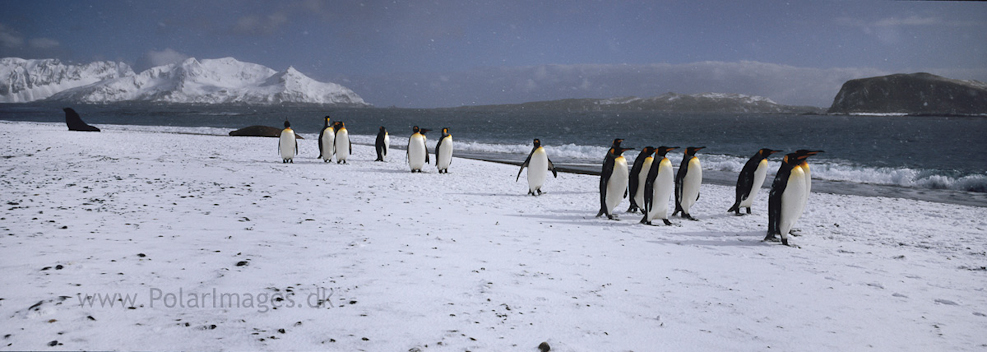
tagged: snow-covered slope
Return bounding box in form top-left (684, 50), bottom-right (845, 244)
top-left (0, 57), bottom-right (368, 106)
top-left (0, 58), bottom-right (134, 103)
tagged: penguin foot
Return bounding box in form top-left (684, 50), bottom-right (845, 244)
top-left (781, 238), bottom-right (790, 246)
top-left (663, 219), bottom-right (673, 225)
top-left (789, 229), bottom-right (802, 237)
top-left (746, 208), bottom-right (752, 214)
top-left (682, 214), bottom-right (698, 221)
top-left (733, 212), bottom-right (745, 216)
top-left (763, 234), bottom-right (780, 242)
top-left (640, 218), bottom-right (651, 225)
top-left (627, 206), bottom-right (638, 213)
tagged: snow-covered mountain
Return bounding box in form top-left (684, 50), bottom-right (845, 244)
top-left (0, 57), bottom-right (368, 106)
top-left (0, 58), bottom-right (134, 103)
top-left (457, 92), bottom-right (822, 114)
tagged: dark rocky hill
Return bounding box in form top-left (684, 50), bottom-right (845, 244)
top-left (827, 73), bottom-right (987, 116)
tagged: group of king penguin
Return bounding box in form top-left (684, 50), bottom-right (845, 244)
top-left (277, 116), bottom-right (455, 174)
top-left (279, 116), bottom-right (822, 246)
top-left (590, 138), bottom-right (823, 246)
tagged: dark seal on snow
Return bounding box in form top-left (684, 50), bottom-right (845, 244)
top-left (229, 125), bottom-right (303, 139)
top-left (62, 108), bottom-right (100, 132)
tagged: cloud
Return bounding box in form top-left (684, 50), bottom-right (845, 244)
top-left (0, 23), bottom-right (25, 48)
top-left (28, 38), bottom-right (59, 49)
top-left (134, 48), bottom-right (190, 71)
top-left (341, 61), bottom-right (910, 108)
top-left (231, 12), bottom-right (289, 36)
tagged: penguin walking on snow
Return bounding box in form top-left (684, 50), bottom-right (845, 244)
top-left (627, 146), bottom-right (656, 214)
top-left (435, 127), bottom-right (453, 173)
top-left (407, 126), bottom-right (430, 172)
top-left (765, 151), bottom-right (816, 246)
top-left (641, 146), bottom-right (678, 225)
top-left (728, 148), bottom-right (781, 215)
top-left (673, 146), bottom-right (705, 220)
top-left (318, 115), bottom-right (335, 162)
top-left (278, 120), bottom-right (298, 163)
top-left (334, 121), bottom-right (351, 164)
top-left (793, 149), bottom-right (824, 231)
top-left (516, 139), bottom-right (558, 196)
top-left (596, 139), bottom-right (633, 220)
top-left (375, 126), bottom-right (389, 161)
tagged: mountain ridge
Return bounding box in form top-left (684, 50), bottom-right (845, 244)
top-left (0, 57), bottom-right (368, 106)
top-left (446, 92), bottom-right (824, 114)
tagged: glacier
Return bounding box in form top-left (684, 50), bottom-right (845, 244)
top-left (0, 57), bottom-right (368, 106)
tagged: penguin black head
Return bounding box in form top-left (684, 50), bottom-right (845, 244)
top-left (759, 148), bottom-right (782, 157)
top-left (611, 139), bottom-right (624, 149)
top-left (441, 127), bottom-right (450, 136)
top-left (337, 121), bottom-right (345, 128)
top-left (412, 126), bottom-right (420, 133)
top-left (614, 147), bottom-right (634, 157)
top-left (796, 149), bottom-right (824, 157)
top-left (640, 146), bottom-right (656, 157)
top-left (323, 116), bottom-right (331, 127)
top-left (655, 146), bottom-right (678, 157)
top-left (783, 152), bottom-right (804, 165)
top-left (420, 128), bottom-right (431, 135)
top-left (284, 120), bottom-right (291, 128)
top-left (684, 146), bottom-right (705, 157)
top-left (379, 126), bottom-right (386, 132)
top-left (532, 139), bottom-right (542, 148)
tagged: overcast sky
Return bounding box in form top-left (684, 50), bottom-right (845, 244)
top-left (2, 0), bottom-right (985, 108)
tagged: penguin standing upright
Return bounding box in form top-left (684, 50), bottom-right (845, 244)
top-left (673, 146), bottom-right (705, 220)
top-left (627, 146), bottom-right (656, 213)
top-left (278, 120), bottom-right (297, 163)
top-left (318, 115), bottom-right (335, 162)
top-left (407, 126), bottom-right (430, 172)
top-left (435, 127), bottom-right (454, 173)
top-left (641, 146), bottom-right (678, 225)
top-left (516, 139), bottom-right (558, 196)
top-left (766, 152), bottom-right (812, 246)
top-left (793, 150), bottom-right (823, 228)
top-left (334, 121), bottom-right (351, 164)
top-left (375, 126), bottom-right (389, 161)
top-left (728, 148), bottom-right (781, 215)
top-left (596, 139), bottom-right (633, 220)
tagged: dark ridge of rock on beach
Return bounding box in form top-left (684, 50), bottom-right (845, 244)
top-left (827, 73), bottom-right (987, 116)
top-left (62, 107), bottom-right (100, 132)
top-left (228, 125), bottom-right (304, 139)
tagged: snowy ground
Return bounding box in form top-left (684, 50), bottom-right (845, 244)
top-left (1, 120), bottom-right (985, 351)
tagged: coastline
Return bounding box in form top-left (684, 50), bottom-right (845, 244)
top-left (1, 120), bottom-right (985, 350)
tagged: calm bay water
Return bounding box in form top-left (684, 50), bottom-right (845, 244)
top-left (2, 103), bottom-right (986, 194)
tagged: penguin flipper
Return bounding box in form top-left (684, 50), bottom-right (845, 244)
top-left (599, 157), bottom-right (614, 218)
top-left (547, 157), bottom-right (558, 178)
top-left (517, 153), bottom-right (532, 182)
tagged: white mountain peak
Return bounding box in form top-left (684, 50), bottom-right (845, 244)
top-left (0, 56), bottom-right (368, 106)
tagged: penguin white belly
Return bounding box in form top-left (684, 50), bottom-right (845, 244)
top-left (334, 129), bottom-right (350, 162)
top-left (647, 158), bottom-right (675, 221)
top-left (320, 127), bottom-right (335, 161)
top-left (634, 157), bottom-right (653, 210)
top-left (605, 157), bottom-right (629, 214)
top-left (437, 136), bottom-right (453, 170)
top-left (279, 130), bottom-right (296, 160)
top-left (796, 164), bottom-right (812, 222)
top-left (408, 135), bottom-right (427, 171)
top-left (779, 167), bottom-right (807, 237)
top-left (740, 159), bottom-right (769, 208)
top-left (680, 157), bottom-right (702, 213)
top-left (383, 134), bottom-right (390, 156)
top-left (527, 148), bottom-right (549, 192)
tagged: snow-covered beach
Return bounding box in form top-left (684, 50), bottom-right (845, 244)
top-left (1, 120), bottom-right (985, 351)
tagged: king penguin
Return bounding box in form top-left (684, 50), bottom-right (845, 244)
top-left (596, 139), bottom-right (633, 220)
top-left (334, 121), bottom-right (351, 164)
top-left (793, 149), bottom-right (823, 229)
top-left (728, 148), bottom-right (781, 215)
top-left (627, 146), bottom-right (656, 213)
top-left (673, 146), bottom-right (705, 220)
top-left (278, 120), bottom-right (297, 163)
top-left (516, 138), bottom-right (558, 196)
top-left (435, 127), bottom-right (454, 173)
top-left (641, 146), bottom-right (678, 225)
top-left (766, 151), bottom-right (812, 246)
top-left (407, 126), bottom-right (430, 172)
top-left (375, 126), bottom-right (389, 161)
top-left (318, 115), bottom-right (335, 162)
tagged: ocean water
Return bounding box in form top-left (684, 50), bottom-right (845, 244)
top-left (3, 102), bottom-right (986, 194)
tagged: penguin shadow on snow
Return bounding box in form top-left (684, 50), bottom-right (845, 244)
top-left (645, 230), bottom-right (776, 247)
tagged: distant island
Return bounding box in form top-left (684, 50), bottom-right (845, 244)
top-left (827, 73), bottom-right (987, 116)
top-left (450, 92), bottom-right (824, 114)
